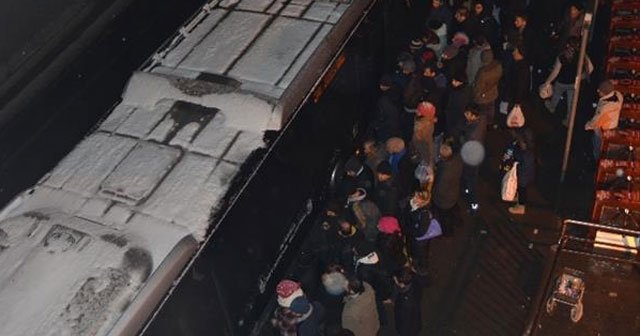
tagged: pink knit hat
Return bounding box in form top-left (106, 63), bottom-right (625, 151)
top-left (377, 216), bottom-right (401, 234)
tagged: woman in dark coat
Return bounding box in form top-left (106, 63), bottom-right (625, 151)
top-left (500, 128), bottom-right (535, 215)
top-left (393, 267), bottom-right (422, 336)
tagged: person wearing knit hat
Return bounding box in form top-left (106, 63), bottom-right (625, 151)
top-left (409, 38), bottom-right (424, 52)
top-left (413, 101), bottom-right (437, 166)
top-left (276, 279), bottom-right (304, 308)
top-left (586, 80), bottom-right (623, 160)
top-left (377, 216), bottom-right (401, 234)
top-left (344, 156), bottom-right (375, 195)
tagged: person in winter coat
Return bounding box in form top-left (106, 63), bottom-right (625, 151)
top-left (376, 216), bottom-right (408, 274)
top-left (344, 156), bottom-right (376, 196)
top-left (427, 0), bottom-right (453, 34)
top-left (469, 1), bottom-right (500, 52)
top-left (289, 297), bottom-right (325, 336)
top-left (428, 20), bottom-right (449, 58)
top-left (421, 63), bottom-right (447, 111)
top-left (466, 35), bottom-right (492, 86)
top-left (386, 137), bottom-right (418, 200)
top-left (557, 2), bottom-right (585, 47)
top-left (393, 268), bottom-right (422, 336)
top-left (404, 190), bottom-right (434, 275)
top-left (402, 68), bottom-right (425, 142)
top-left (272, 280), bottom-right (308, 335)
top-left (473, 48), bottom-right (502, 126)
top-left (500, 128), bottom-right (535, 215)
top-left (372, 75), bottom-right (402, 143)
top-left (320, 265), bottom-right (349, 334)
top-left (449, 6), bottom-right (474, 41)
top-left (374, 161), bottom-right (400, 216)
top-left (310, 200), bottom-right (342, 267)
top-left (458, 106), bottom-right (486, 210)
top-left (352, 241), bottom-right (391, 326)
top-left (342, 279), bottom-right (379, 336)
top-left (505, 42), bottom-right (530, 116)
top-left (346, 187), bottom-right (381, 243)
top-left (543, 37), bottom-right (594, 123)
top-left (363, 139), bottom-right (388, 173)
top-left (432, 143), bottom-right (463, 234)
top-left (445, 71), bottom-right (472, 136)
top-left (585, 80), bottom-right (624, 160)
top-left (335, 218), bottom-right (365, 268)
top-left (412, 101), bottom-right (438, 166)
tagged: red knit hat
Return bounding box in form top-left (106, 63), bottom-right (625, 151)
top-left (416, 101), bottom-right (436, 119)
top-left (276, 280), bottom-right (304, 307)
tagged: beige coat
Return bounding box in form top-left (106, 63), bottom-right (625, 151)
top-left (342, 282), bottom-right (379, 336)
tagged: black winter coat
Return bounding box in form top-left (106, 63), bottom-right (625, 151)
top-left (374, 179), bottom-right (400, 216)
top-left (374, 91), bottom-right (402, 142)
top-left (445, 85), bottom-right (472, 136)
top-left (394, 283), bottom-right (422, 336)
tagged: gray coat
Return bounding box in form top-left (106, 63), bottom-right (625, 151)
top-left (433, 154), bottom-right (463, 210)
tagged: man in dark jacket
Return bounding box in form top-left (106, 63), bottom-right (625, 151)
top-left (393, 268), bottom-right (422, 336)
top-left (427, 0), bottom-right (453, 32)
top-left (432, 143), bottom-right (463, 235)
top-left (445, 71), bottom-right (472, 136)
top-left (344, 156), bottom-right (376, 195)
top-left (469, 1), bottom-right (500, 52)
top-left (449, 6), bottom-right (475, 41)
top-left (372, 75), bottom-right (402, 143)
top-left (373, 161), bottom-right (400, 216)
top-left (506, 43), bottom-right (530, 113)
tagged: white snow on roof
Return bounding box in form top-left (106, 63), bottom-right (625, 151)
top-left (179, 11), bottom-right (270, 75)
top-left (228, 17), bottom-right (321, 85)
top-left (157, 0), bottom-right (354, 102)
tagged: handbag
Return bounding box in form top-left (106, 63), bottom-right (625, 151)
top-left (507, 105), bottom-right (525, 128)
top-left (501, 162), bottom-right (518, 201)
top-left (415, 213), bottom-right (442, 241)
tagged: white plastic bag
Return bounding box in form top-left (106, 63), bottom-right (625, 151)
top-left (538, 83), bottom-right (553, 99)
top-left (499, 101), bottom-right (509, 115)
top-left (501, 162), bottom-right (518, 202)
top-left (507, 105), bottom-right (525, 128)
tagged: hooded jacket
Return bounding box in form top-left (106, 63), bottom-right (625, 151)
top-left (473, 52), bottom-right (502, 104)
top-left (586, 90), bottom-right (624, 131)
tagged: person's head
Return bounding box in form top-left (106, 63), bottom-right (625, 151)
top-left (455, 7), bottom-right (469, 23)
top-left (410, 38), bottom-right (424, 53)
top-left (385, 137), bottom-right (405, 154)
top-left (597, 80), bottom-right (615, 97)
top-left (464, 105), bottom-right (480, 122)
top-left (422, 29), bottom-right (440, 45)
top-left (423, 63), bottom-right (437, 77)
top-left (393, 267), bottom-right (415, 288)
top-left (402, 58), bottom-right (417, 75)
top-left (473, 34), bottom-right (488, 48)
top-left (376, 161), bottom-right (393, 182)
top-left (326, 200), bottom-right (342, 217)
top-left (473, 1), bottom-right (485, 16)
top-left (439, 143), bottom-right (453, 159)
top-left (569, 3), bottom-right (584, 20)
top-left (379, 74), bottom-right (393, 91)
top-left (344, 156), bottom-right (363, 177)
top-left (416, 101), bottom-right (437, 120)
top-left (411, 190), bottom-right (431, 208)
top-left (363, 139), bottom-right (376, 155)
top-left (338, 218), bottom-right (354, 234)
top-left (432, 0), bottom-right (442, 9)
top-left (514, 12), bottom-right (528, 30)
top-left (346, 277), bottom-right (364, 296)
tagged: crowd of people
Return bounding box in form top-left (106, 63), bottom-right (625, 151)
top-left (269, 0), bottom-right (620, 335)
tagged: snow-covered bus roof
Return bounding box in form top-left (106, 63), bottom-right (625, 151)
top-left (0, 0), bottom-right (367, 335)
top-left (149, 0), bottom-right (360, 127)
